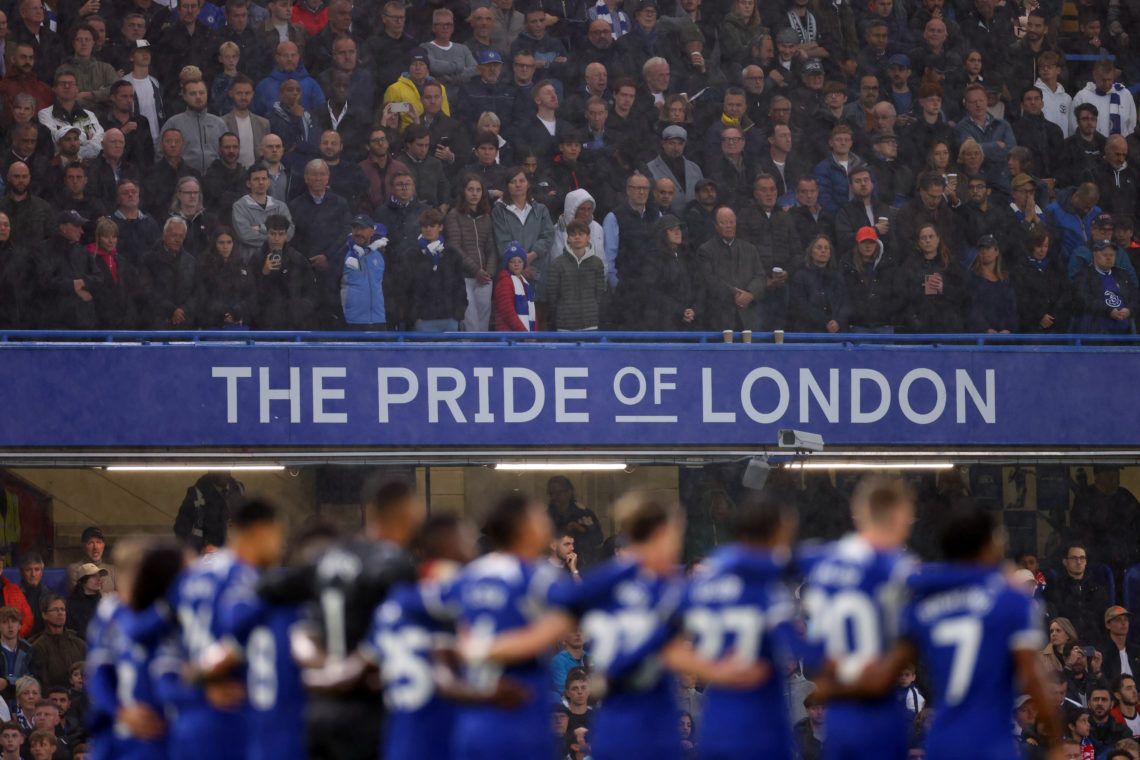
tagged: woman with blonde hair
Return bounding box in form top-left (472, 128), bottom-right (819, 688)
top-left (1041, 618), bottom-right (1079, 672)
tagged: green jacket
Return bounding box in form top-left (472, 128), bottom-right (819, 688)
top-left (547, 246), bottom-right (605, 330)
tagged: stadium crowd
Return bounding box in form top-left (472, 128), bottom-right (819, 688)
top-left (0, 470), bottom-right (1135, 760)
top-left (0, 0), bottom-right (1134, 332)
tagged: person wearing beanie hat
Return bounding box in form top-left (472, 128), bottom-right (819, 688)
top-left (382, 46), bottom-right (450, 131)
top-left (493, 241), bottom-right (537, 330)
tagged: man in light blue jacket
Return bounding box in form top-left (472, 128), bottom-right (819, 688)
top-left (340, 215), bottom-right (391, 330)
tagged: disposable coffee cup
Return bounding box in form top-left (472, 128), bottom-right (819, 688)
top-left (742, 330), bottom-right (752, 343)
top-left (773, 330), bottom-right (784, 344)
top-left (723, 330), bottom-right (733, 343)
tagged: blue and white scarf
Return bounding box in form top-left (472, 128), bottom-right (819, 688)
top-left (589, 0), bottom-right (630, 39)
top-left (418, 235), bottom-right (445, 270)
top-left (511, 273), bottom-right (535, 330)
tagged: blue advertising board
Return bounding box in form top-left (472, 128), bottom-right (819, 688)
top-left (0, 341), bottom-right (1132, 448)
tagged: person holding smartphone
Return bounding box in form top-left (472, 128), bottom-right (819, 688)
top-left (252, 213), bottom-right (316, 328)
top-left (894, 221), bottom-right (967, 332)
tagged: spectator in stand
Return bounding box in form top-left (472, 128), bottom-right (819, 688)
top-left (41, 210), bottom-right (101, 330)
top-left (398, 122), bottom-right (450, 210)
top-left (1012, 227), bottom-right (1071, 334)
top-left (161, 77), bottom-right (227, 174)
top-left (0, 162), bottom-right (52, 244)
top-left (697, 207), bottom-right (766, 332)
top-left (1047, 542), bottom-right (1114, 645)
top-left (142, 128), bottom-right (201, 219)
top-left (563, 667), bottom-right (593, 733)
top-left (288, 157), bottom-right (352, 327)
top-left (110, 179), bottom-right (160, 267)
top-left (172, 471), bottom-right (244, 550)
top-left (1085, 136), bottom-right (1138, 222)
top-left (1047, 182), bottom-right (1103, 271)
top-left (895, 172), bottom-right (961, 255)
top-left (0, 607), bottom-right (34, 705)
top-left (551, 627), bottom-right (589, 694)
top-left (338, 216), bottom-right (392, 331)
top-left (64, 565), bottom-right (104, 641)
top-left (492, 241), bottom-right (536, 331)
top-left (405, 208), bottom-right (466, 331)
top-left (30, 598), bottom-right (84, 690)
top-left (788, 236), bottom-right (849, 333)
top-left (222, 76), bottom-right (270, 171)
top-left (424, 8), bottom-right (477, 87)
top-left (142, 217), bottom-right (198, 328)
top-left (895, 222), bottom-right (967, 333)
top-left (359, 126), bottom-right (409, 213)
top-left (169, 177), bottom-right (218, 258)
top-left (17, 556), bottom-right (44, 638)
top-left (202, 133), bottom-right (248, 224)
top-left (1112, 675), bottom-right (1140, 737)
top-left (738, 174), bottom-right (800, 332)
top-left (194, 227), bottom-right (255, 328)
top-left (64, 527), bottom-right (115, 599)
top-left (789, 177), bottom-right (835, 253)
top-left (259, 134), bottom-right (298, 202)
top-left (492, 166), bottom-right (555, 315)
top-left (834, 166), bottom-right (892, 258)
top-left (1071, 59), bottom-right (1136, 138)
top-left (1090, 683), bottom-right (1132, 752)
top-left (1071, 466), bottom-right (1140, 577)
top-left (1074, 239), bottom-right (1138, 334)
top-left (0, 565), bottom-right (29, 647)
top-left (794, 690), bottom-right (826, 760)
top-left (639, 214), bottom-right (697, 331)
top-left (546, 476), bottom-right (604, 568)
top-left (37, 68), bottom-right (104, 163)
top-left (814, 126), bottom-right (866, 216)
top-left (1059, 105), bottom-right (1108, 190)
top-left (251, 212), bottom-right (315, 329)
top-left (547, 218), bottom-right (605, 332)
top-left (232, 163), bottom-right (294, 262)
top-left (966, 235), bottom-right (1017, 333)
top-left (253, 40), bottom-right (325, 117)
top-left (382, 46), bottom-right (448, 132)
top-left (1069, 214), bottom-right (1138, 286)
top-left (445, 175), bottom-right (497, 332)
top-left (1101, 606), bottom-right (1140, 686)
top-left (842, 227), bottom-right (898, 334)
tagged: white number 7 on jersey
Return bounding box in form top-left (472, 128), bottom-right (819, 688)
top-left (930, 616), bottom-right (982, 705)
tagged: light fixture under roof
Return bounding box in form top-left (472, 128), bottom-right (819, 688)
top-left (494, 462), bottom-right (627, 471)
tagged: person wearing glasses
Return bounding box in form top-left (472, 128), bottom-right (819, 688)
top-left (1045, 542), bottom-right (1112, 644)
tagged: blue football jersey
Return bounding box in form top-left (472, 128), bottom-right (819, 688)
top-left (237, 599), bottom-right (307, 760)
top-left (445, 553), bottom-right (563, 760)
top-left (87, 598), bottom-right (169, 760)
top-left (902, 565), bottom-right (1045, 760)
top-left (164, 550), bottom-right (253, 760)
top-left (363, 580), bottom-right (456, 760)
top-left (679, 545), bottom-right (798, 760)
top-left (549, 558), bottom-right (684, 760)
top-left (802, 534), bottom-right (914, 760)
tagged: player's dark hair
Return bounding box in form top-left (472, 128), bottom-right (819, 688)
top-left (131, 541), bottom-right (183, 611)
top-left (366, 480), bottom-right (416, 521)
top-left (939, 507), bottom-right (996, 560)
top-left (414, 514), bottom-right (463, 560)
top-left (618, 493), bottom-right (676, 544)
top-left (483, 493), bottom-right (533, 549)
top-left (732, 490), bottom-right (789, 543)
top-left (231, 498), bottom-right (278, 530)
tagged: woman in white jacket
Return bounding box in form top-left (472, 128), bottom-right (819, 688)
top-left (551, 188), bottom-right (606, 283)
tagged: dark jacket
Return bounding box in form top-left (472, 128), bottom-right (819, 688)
top-left (375, 198), bottom-right (430, 262)
top-left (36, 233), bottom-right (102, 329)
top-left (0, 637), bottom-right (35, 702)
top-left (141, 242), bottom-right (198, 329)
top-left (86, 156), bottom-right (141, 210)
top-left (194, 250), bottom-right (257, 328)
top-left (1044, 573), bottom-right (1112, 644)
top-left (788, 263), bottom-right (851, 332)
top-left (1011, 253), bottom-right (1072, 333)
top-left (1012, 112), bottom-right (1065, 181)
top-left (1073, 263), bottom-right (1139, 334)
top-left (643, 244), bottom-right (699, 331)
top-left (405, 238), bottom-right (468, 324)
top-left (111, 212), bottom-right (161, 267)
top-left (202, 161), bottom-right (249, 222)
top-left (737, 203), bottom-right (802, 273)
top-left (834, 198), bottom-right (893, 257)
top-left (842, 244), bottom-right (899, 329)
top-left (87, 245), bottom-right (146, 330)
top-left (546, 247), bottom-right (605, 331)
top-left (66, 587), bottom-right (100, 642)
top-left (0, 240), bottom-right (36, 329)
top-left (250, 244), bottom-right (316, 329)
top-left (697, 236), bottom-right (766, 331)
top-left (965, 272), bottom-right (1019, 333)
top-left (141, 160), bottom-right (201, 218)
top-left (893, 254), bottom-right (968, 333)
top-left (173, 473), bottom-right (244, 551)
top-left (31, 629), bottom-right (86, 691)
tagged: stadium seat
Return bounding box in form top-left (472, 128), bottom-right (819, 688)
top-left (1, 567), bottom-right (68, 595)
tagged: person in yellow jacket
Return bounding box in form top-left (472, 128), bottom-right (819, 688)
top-left (381, 46), bottom-right (451, 130)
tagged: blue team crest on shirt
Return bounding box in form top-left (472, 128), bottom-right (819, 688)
top-left (1106, 290), bottom-right (1124, 308)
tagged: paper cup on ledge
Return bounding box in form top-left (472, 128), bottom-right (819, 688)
top-left (773, 330), bottom-right (784, 344)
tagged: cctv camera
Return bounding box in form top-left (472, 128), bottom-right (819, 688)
top-left (778, 430), bottom-right (824, 452)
